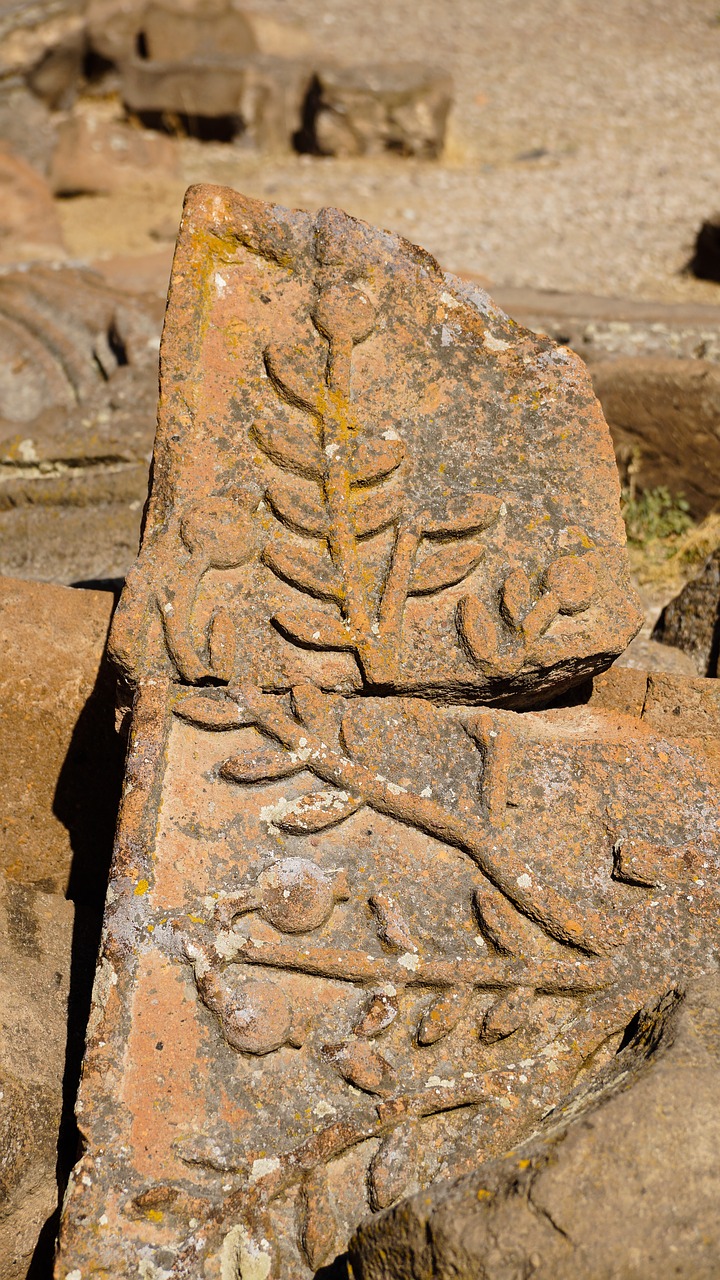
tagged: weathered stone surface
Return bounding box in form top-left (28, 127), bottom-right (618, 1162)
top-left (0, 575), bottom-right (121, 896)
top-left (348, 975), bottom-right (720, 1280)
top-left (303, 63), bottom-right (453, 158)
top-left (590, 357), bottom-right (720, 518)
top-left (0, 144), bottom-right (65, 264)
top-left (0, 877), bottom-right (73, 1280)
top-left (86, 0), bottom-right (311, 68)
top-left (0, 0), bottom-right (86, 93)
top-left (59, 192), bottom-right (702, 1279)
top-left (109, 184), bottom-right (641, 702)
top-left (55, 674), bottom-right (720, 1277)
top-left (0, 264), bottom-right (163, 582)
top-left (121, 52), bottom-right (313, 150)
top-left (50, 113), bottom-right (180, 195)
top-left (652, 547), bottom-right (720, 677)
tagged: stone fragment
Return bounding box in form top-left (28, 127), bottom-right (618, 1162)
top-left (55, 677), bottom-right (720, 1277)
top-left (85, 0), bottom-right (311, 68)
top-left (652, 547), bottom-right (720, 676)
top-left (0, 877), bottom-right (73, 1280)
top-left (109, 184), bottom-right (641, 701)
top-left (0, 264), bottom-right (163, 582)
top-left (121, 51), bottom-right (313, 150)
top-left (0, 575), bottom-right (121, 896)
top-left (0, 144), bottom-right (65, 264)
top-left (0, 0), bottom-right (86, 99)
top-left (302, 62), bottom-right (453, 158)
top-left (349, 976), bottom-right (720, 1280)
top-left (56, 191), bottom-right (684, 1278)
top-left (590, 357), bottom-right (720, 518)
top-left (50, 114), bottom-right (180, 195)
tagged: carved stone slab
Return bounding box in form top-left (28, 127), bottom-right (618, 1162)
top-left (57, 192), bottom-right (678, 1279)
top-left (56, 678), bottom-right (719, 1278)
top-left (109, 184), bottom-right (641, 703)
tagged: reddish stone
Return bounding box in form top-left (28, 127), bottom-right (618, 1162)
top-left (61, 192), bottom-right (714, 1280)
top-left (0, 575), bottom-right (118, 895)
top-left (110, 184), bottom-right (641, 704)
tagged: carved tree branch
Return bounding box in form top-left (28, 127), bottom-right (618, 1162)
top-left (226, 684), bottom-right (611, 955)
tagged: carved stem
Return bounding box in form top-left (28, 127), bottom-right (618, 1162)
top-left (321, 338), bottom-right (389, 684)
top-left (236, 686), bottom-right (610, 955)
top-left (230, 937), bottom-right (613, 992)
top-left (377, 524), bottom-right (421, 676)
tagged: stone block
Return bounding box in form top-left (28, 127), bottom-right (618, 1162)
top-left (57, 192), bottom-right (720, 1280)
top-left (50, 114), bottom-right (180, 195)
top-left (55, 680), bottom-right (720, 1276)
top-left (652, 548), bottom-right (720, 676)
top-left (0, 264), bottom-right (163, 582)
top-left (590, 357), bottom-right (720, 518)
top-left (305, 62), bottom-right (453, 158)
top-left (0, 575), bottom-right (119, 896)
top-left (0, 144), bottom-right (65, 264)
top-left (121, 52), bottom-right (312, 149)
top-left (109, 185), bottom-right (641, 701)
top-left (0, 878), bottom-right (73, 1280)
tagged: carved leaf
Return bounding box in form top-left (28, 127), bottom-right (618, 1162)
top-left (472, 886), bottom-right (535, 956)
top-left (423, 493), bottom-right (504, 537)
top-left (174, 692), bottom-right (255, 730)
top-left (323, 1040), bottom-right (396, 1095)
top-left (273, 607), bottom-right (356, 652)
top-left (274, 789), bottom-right (363, 834)
top-left (409, 542), bottom-right (484, 596)
top-left (220, 745), bottom-right (303, 784)
top-left (456, 595), bottom-right (501, 668)
top-left (522, 592), bottom-right (559, 642)
top-left (353, 990), bottom-right (398, 1038)
top-left (501, 567), bottom-right (533, 631)
top-left (264, 342), bottom-right (322, 415)
top-left (298, 1168), bottom-right (337, 1270)
top-left (265, 476), bottom-right (327, 538)
top-left (417, 989), bottom-right (471, 1046)
top-left (263, 542), bottom-right (343, 602)
top-left (367, 1122), bottom-right (418, 1211)
top-left (368, 893), bottom-right (417, 954)
top-left (350, 436), bottom-right (406, 487)
top-left (208, 609), bottom-right (236, 683)
top-left (251, 418), bottom-right (324, 480)
top-left (352, 484), bottom-right (404, 538)
top-left (479, 987), bottom-right (533, 1044)
top-left (290, 683), bottom-right (343, 745)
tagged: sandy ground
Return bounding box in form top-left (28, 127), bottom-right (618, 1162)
top-left (57, 0), bottom-right (720, 304)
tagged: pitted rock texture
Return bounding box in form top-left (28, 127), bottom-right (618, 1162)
top-left (56, 675), bottom-right (719, 1278)
top-left (349, 976), bottom-right (720, 1280)
top-left (109, 184), bottom-right (641, 702)
top-left (0, 878), bottom-right (73, 1280)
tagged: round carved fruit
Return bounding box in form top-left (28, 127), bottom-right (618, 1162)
top-left (223, 978), bottom-right (293, 1055)
top-left (257, 858), bottom-right (338, 933)
top-left (543, 554), bottom-right (597, 615)
top-left (311, 282), bottom-right (375, 346)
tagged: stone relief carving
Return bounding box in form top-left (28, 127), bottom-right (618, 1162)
top-left (55, 189), bottom-right (719, 1280)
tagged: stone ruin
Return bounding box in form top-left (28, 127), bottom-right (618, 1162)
top-left (42, 188), bottom-right (720, 1277)
top-left (0, 0), bottom-right (453, 166)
